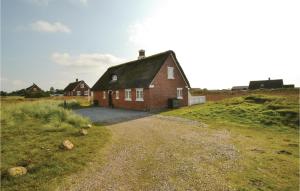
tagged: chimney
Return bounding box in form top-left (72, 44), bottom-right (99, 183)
top-left (76, 78), bottom-right (78, 82)
top-left (138, 49), bottom-right (145, 59)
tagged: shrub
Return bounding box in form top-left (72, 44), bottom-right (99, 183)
top-left (58, 99), bottom-right (81, 109)
top-left (24, 91), bottom-right (50, 98)
top-left (2, 100), bottom-right (88, 129)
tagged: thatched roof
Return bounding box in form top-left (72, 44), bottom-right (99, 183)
top-left (249, 79), bottom-right (283, 89)
top-left (26, 83), bottom-right (43, 92)
top-left (91, 50), bottom-right (190, 91)
top-left (64, 80), bottom-right (89, 91)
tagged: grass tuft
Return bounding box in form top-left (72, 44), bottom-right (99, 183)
top-left (1, 100), bottom-right (110, 191)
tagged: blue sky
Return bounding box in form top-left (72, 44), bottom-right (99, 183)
top-left (1, 0), bottom-right (300, 91)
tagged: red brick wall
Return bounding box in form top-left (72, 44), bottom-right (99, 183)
top-left (92, 54), bottom-right (189, 111)
top-left (148, 55), bottom-right (189, 110)
top-left (93, 88), bottom-right (150, 111)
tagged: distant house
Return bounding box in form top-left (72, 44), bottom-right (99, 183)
top-left (283, 84), bottom-right (295, 88)
top-left (249, 78), bottom-right (283, 90)
top-left (91, 50), bottom-right (190, 111)
top-left (25, 83), bottom-right (43, 94)
top-left (64, 79), bottom-right (90, 96)
top-left (231, 86), bottom-right (248, 91)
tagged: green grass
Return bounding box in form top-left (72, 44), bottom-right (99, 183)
top-left (1, 100), bottom-right (110, 191)
top-left (163, 94), bottom-right (299, 190)
top-left (167, 94), bottom-right (299, 130)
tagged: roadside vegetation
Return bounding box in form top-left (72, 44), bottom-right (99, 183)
top-left (1, 98), bottom-right (110, 191)
top-left (163, 94), bottom-right (299, 190)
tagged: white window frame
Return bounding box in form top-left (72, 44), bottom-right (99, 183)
top-left (135, 88), bottom-right (144, 101)
top-left (177, 88), bottom-right (183, 99)
top-left (103, 91), bottom-right (106, 99)
top-left (115, 90), bottom-right (119, 99)
top-left (80, 83), bottom-right (84, 88)
top-left (84, 90), bottom-right (88, 96)
top-left (77, 91), bottom-right (81, 96)
top-left (125, 89), bottom-right (132, 101)
top-left (168, 67), bottom-right (174, 79)
top-left (112, 75), bottom-right (117, 81)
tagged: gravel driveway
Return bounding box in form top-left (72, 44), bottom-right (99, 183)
top-left (60, 115), bottom-right (238, 191)
top-left (74, 107), bottom-right (150, 123)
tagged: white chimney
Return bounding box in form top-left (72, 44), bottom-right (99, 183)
top-left (138, 49), bottom-right (145, 59)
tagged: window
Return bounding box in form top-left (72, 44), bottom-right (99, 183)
top-left (125, 89), bottom-right (131, 101)
top-left (112, 75), bottom-right (117, 81)
top-left (33, 87), bottom-right (37, 91)
top-left (177, 88), bottom-right (183, 99)
top-left (77, 91), bottom-right (81, 96)
top-left (103, 91), bottom-right (106, 99)
top-left (115, 91), bottom-right (119, 99)
top-left (84, 90), bottom-right (89, 96)
top-left (80, 83), bottom-right (84, 88)
top-left (168, 67), bottom-right (174, 79)
top-left (136, 88), bottom-right (144, 101)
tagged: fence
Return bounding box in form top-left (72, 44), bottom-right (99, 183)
top-left (188, 96), bottom-right (206, 106)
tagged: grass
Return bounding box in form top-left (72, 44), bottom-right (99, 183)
top-left (0, 99), bottom-right (110, 191)
top-left (163, 94), bottom-right (299, 190)
top-left (167, 94), bottom-right (299, 130)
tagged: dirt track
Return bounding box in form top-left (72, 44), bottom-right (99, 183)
top-left (60, 115), bottom-right (238, 191)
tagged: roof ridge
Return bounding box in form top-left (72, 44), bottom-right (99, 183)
top-left (250, 79), bottom-right (283, 82)
top-left (107, 50), bottom-right (173, 70)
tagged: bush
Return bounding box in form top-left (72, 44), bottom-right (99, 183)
top-left (24, 91), bottom-right (50, 98)
top-left (2, 100), bottom-right (88, 129)
top-left (58, 99), bottom-right (81, 109)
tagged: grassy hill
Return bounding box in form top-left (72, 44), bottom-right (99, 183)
top-left (1, 99), bottom-right (110, 191)
top-left (167, 94), bottom-right (299, 130)
top-left (163, 94), bottom-right (299, 190)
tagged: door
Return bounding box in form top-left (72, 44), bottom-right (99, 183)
top-left (108, 91), bottom-right (113, 107)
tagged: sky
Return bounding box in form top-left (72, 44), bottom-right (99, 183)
top-left (1, 0), bottom-right (300, 92)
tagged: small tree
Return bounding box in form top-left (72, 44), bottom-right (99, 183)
top-left (50, 87), bottom-right (55, 93)
top-left (0, 91), bottom-right (7, 96)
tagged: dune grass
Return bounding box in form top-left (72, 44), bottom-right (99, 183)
top-left (163, 94), bottom-right (299, 190)
top-left (1, 100), bottom-right (110, 191)
top-left (168, 94), bottom-right (299, 130)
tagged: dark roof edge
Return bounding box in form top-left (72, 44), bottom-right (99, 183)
top-left (107, 50), bottom-right (174, 70)
top-left (169, 51), bottom-right (191, 88)
top-left (250, 79), bottom-right (283, 82)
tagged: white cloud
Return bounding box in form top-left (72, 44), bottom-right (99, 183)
top-left (31, 20), bottom-right (71, 33)
top-left (128, 0), bottom-right (300, 89)
top-left (51, 52), bottom-right (125, 88)
top-left (51, 52), bottom-right (125, 68)
top-left (12, 80), bottom-right (27, 87)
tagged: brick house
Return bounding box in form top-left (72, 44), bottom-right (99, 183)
top-left (64, 79), bottom-right (90, 96)
top-left (91, 50), bottom-right (190, 111)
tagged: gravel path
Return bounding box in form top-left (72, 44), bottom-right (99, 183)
top-left (60, 115), bottom-right (238, 191)
top-left (74, 107), bottom-right (149, 124)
